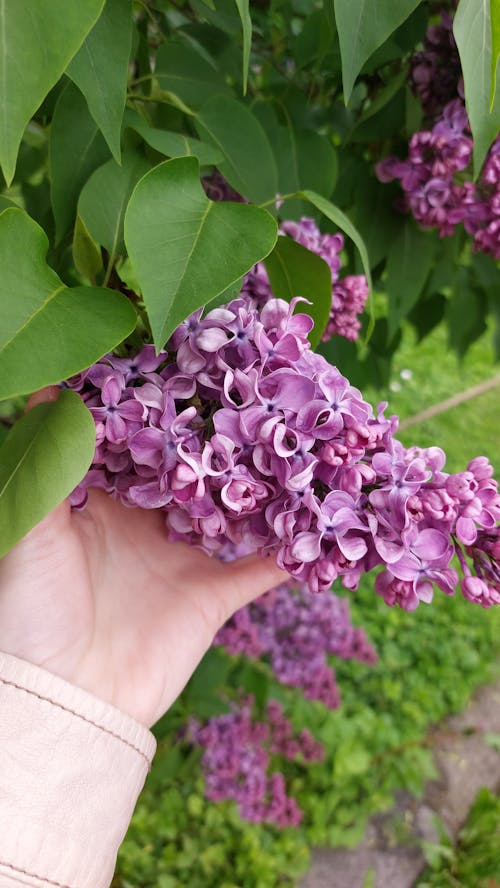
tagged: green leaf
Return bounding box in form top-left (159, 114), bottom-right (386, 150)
top-left (205, 277), bottom-right (244, 311)
top-left (253, 103), bottom-right (337, 215)
top-left (491, 0), bottom-right (500, 107)
top-left (347, 69), bottom-right (407, 140)
top-left (67, 0), bottom-right (133, 163)
top-left (186, 648), bottom-right (231, 702)
top-left (446, 267), bottom-right (488, 358)
top-left (0, 0), bottom-right (105, 184)
top-left (49, 81), bottom-right (110, 242)
top-left (124, 157), bottom-right (278, 349)
top-left (0, 195), bottom-right (18, 213)
top-left (234, 0), bottom-right (252, 94)
top-left (195, 95), bottom-right (278, 204)
top-left (454, 0), bottom-right (500, 176)
top-left (334, 0), bottom-right (423, 102)
top-left (155, 41), bottom-right (232, 109)
top-left (386, 219), bottom-right (437, 340)
top-left (298, 189), bottom-right (373, 335)
top-left (123, 109), bottom-right (223, 165)
top-left (323, 0), bottom-right (336, 33)
top-left (350, 175), bottom-right (401, 269)
top-left (0, 390), bottom-right (95, 559)
top-left (0, 209), bottom-right (137, 399)
top-left (72, 214), bottom-right (103, 282)
top-left (264, 236), bottom-right (332, 349)
top-left (78, 150), bottom-right (150, 257)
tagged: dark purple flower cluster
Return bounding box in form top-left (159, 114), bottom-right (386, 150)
top-left (408, 9), bottom-right (461, 118)
top-left (188, 696), bottom-right (323, 827)
top-left (376, 99), bottom-right (500, 259)
top-left (67, 293), bottom-right (500, 609)
top-left (214, 581), bottom-right (377, 708)
top-left (242, 217), bottom-right (369, 342)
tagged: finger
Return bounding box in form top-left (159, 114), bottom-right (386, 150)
top-left (218, 552), bottom-right (289, 618)
top-left (25, 385), bottom-right (61, 412)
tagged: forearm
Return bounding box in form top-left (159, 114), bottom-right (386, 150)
top-left (0, 652), bottom-right (156, 888)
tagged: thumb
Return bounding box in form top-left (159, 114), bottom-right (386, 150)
top-left (217, 552), bottom-right (289, 619)
top-left (25, 385), bottom-right (61, 412)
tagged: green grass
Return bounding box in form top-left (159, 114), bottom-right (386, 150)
top-left (417, 788), bottom-right (500, 887)
top-left (364, 322), bottom-right (500, 472)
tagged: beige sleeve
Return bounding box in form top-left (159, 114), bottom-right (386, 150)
top-left (0, 651), bottom-right (157, 888)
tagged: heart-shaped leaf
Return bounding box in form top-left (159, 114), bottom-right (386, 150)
top-left (0, 390), bottom-right (95, 559)
top-left (0, 208), bottom-right (137, 399)
top-left (0, 0), bottom-right (105, 184)
top-left (124, 157), bottom-right (278, 349)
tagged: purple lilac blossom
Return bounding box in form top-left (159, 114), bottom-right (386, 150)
top-left (214, 581), bottom-right (377, 708)
top-left (378, 2), bottom-right (500, 260)
top-left (66, 292), bottom-right (500, 609)
top-left (408, 9), bottom-right (462, 119)
top-left (376, 98), bottom-right (500, 259)
top-left (188, 696), bottom-right (323, 827)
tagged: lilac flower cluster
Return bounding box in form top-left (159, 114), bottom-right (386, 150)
top-left (408, 9), bottom-right (461, 118)
top-left (202, 173), bottom-right (368, 342)
top-left (376, 99), bottom-right (500, 259)
top-left (67, 293), bottom-right (500, 610)
top-left (242, 217), bottom-right (369, 342)
top-left (188, 696), bottom-right (323, 827)
top-left (214, 581), bottom-right (377, 708)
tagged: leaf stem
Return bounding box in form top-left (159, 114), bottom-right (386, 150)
top-left (258, 192), bottom-right (297, 209)
top-left (103, 249), bottom-right (116, 288)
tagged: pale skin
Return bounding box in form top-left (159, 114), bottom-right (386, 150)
top-left (0, 388), bottom-right (286, 728)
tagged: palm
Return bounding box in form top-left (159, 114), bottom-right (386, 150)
top-left (0, 489), bottom-right (284, 727)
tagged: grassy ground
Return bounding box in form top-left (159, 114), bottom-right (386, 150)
top-left (363, 323), bottom-right (499, 472)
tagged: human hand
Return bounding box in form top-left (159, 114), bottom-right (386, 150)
top-left (0, 388), bottom-right (286, 728)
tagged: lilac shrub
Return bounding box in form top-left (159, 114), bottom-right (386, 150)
top-left (376, 100), bottom-right (500, 259)
top-left (188, 697), bottom-right (324, 827)
top-left (214, 581), bottom-right (377, 708)
top-left (377, 8), bottom-right (500, 259)
top-left (66, 293), bottom-right (500, 609)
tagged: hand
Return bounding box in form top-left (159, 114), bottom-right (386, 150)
top-left (0, 388), bottom-right (286, 728)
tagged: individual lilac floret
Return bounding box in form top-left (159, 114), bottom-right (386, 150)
top-left (188, 696), bottom-right (323, 827)
top-left (214, 581), bottom-right (377, 708)
top-left (67, 294), bottom-right (500, 609)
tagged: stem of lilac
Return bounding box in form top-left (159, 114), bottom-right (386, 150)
top-left (258, 192), bottom-right (298, 209)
